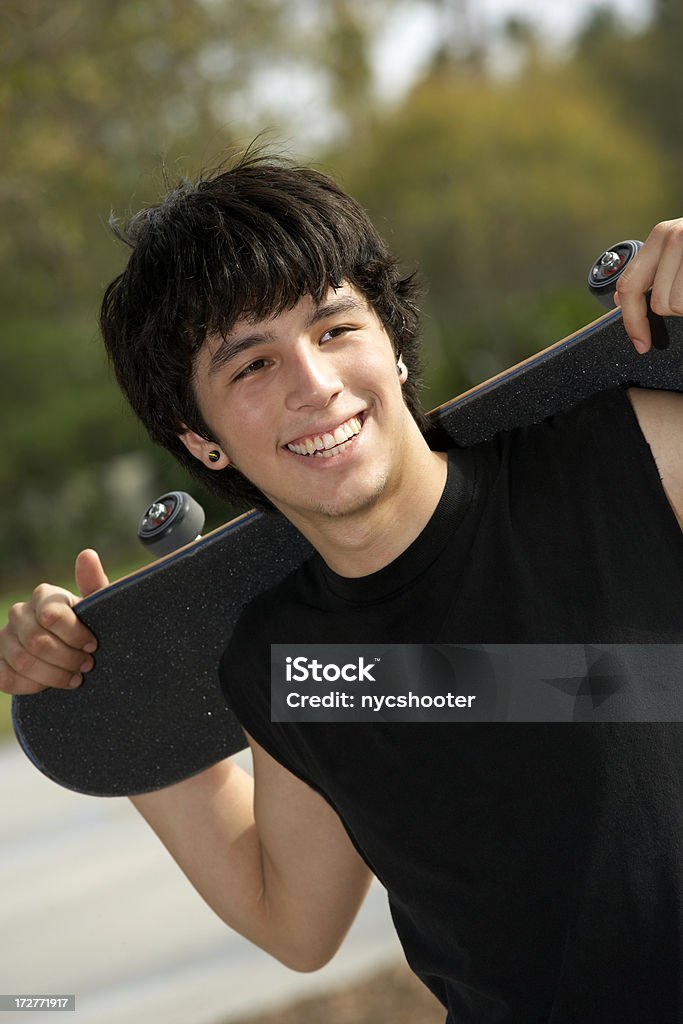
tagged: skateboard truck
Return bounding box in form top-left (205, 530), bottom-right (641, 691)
top-left (138, 491), bottom-right (205, 557)
top-left (588, 240), bottom-right (643, 308)
top-left (588, 239), bottom-right (669, 350)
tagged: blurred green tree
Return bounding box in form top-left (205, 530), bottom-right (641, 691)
top-left (575, 1), bottom-right (683, 210)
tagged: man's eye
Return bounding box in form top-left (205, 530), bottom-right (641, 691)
top-left (234, 358), bottom-right (268, 381)
top-left (320, 326), bottom-right (353, 344)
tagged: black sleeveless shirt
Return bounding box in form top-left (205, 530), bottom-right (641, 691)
top-left (221, 388), bottom-right (683, 1023)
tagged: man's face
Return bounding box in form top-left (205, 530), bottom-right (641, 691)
top-left (185, 284), bottom-right (423, 532)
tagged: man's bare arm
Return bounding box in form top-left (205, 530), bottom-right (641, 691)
top-left (130, 735), bottom-right (372, 972)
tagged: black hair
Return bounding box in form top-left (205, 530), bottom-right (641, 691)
top-left (100, 150), bottom-right (427, 510)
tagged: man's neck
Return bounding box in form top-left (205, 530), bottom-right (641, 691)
top-left (288, 446), bottom-right (449, 578)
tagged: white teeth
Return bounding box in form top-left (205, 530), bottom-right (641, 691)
top-left (286, 415), bottom-right (364, 456)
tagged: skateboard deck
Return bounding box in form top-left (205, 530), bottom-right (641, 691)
top-left (12, 286), bottom-right (683, 797)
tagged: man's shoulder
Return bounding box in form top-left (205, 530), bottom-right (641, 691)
top-left (496, 385), bottom-right (634, 464)
top-left (623, 387), bottom-right (683, 528)
top-left (469, 385), bottom-right (669, 525)
top-left (529, 385), bottom-right (630, 439)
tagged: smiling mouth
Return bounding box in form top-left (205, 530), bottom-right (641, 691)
top-left (285, 415), bottom-right (364, 458)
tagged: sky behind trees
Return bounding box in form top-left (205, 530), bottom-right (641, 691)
top-left (373, 0), bottom-right (652, 98)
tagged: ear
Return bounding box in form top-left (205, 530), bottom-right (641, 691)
top-left (178, 428), bottom-right (230, 469)
top-left (397, 355), bottom-right (408, 382)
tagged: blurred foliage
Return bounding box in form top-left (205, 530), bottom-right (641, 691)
top-left (1, 0), bottom-right (298, 311)
top-left (0, 0), bottom-right (679, 588)
top-left (575, 0), bottom-right (683, 211)
top-left (330, 52), bottom-right (671, 401)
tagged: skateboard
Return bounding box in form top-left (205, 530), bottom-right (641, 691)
top-left (12, 242), bottom-right (683, 797)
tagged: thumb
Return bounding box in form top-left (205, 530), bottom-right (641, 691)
top-left (74, 549), bottom-right (110, 598)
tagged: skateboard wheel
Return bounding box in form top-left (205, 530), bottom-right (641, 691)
top-left (138, 491), bottom-right (205, 557)
top-left (588, 239), bottom-right (643, 308)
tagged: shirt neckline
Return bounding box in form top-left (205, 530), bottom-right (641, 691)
top-left (312, 448), bottom-right (475, 605)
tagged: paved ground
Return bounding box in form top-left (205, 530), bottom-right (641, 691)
top-left (229, 960), bottom-right (444, 1024)
top-left (1, 737), bottom-right (403, 1024)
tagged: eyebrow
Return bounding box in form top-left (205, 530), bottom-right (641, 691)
top-left (207, 296), bottom-right (367, 376)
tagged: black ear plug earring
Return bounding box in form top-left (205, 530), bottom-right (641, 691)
top-left (208, 450), bottom-right (221, 463)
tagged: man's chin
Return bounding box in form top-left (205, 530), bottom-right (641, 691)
top-left (274, 475), bottom-right (389, 524)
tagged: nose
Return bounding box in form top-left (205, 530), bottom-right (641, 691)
top-left (284, 342), bottom-right (344, 410)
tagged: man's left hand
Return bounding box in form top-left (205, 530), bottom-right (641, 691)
top-left (614, 219), bottom-right (683, 353)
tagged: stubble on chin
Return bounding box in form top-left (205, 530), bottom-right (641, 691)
top-left (300, 469), bottom-right (391, 520)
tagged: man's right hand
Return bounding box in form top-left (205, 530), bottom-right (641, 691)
top-left (0, 550), bottom-right (109, 695)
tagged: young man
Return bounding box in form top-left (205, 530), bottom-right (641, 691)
top-left (2, 155), bottom-right (683, 1022)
